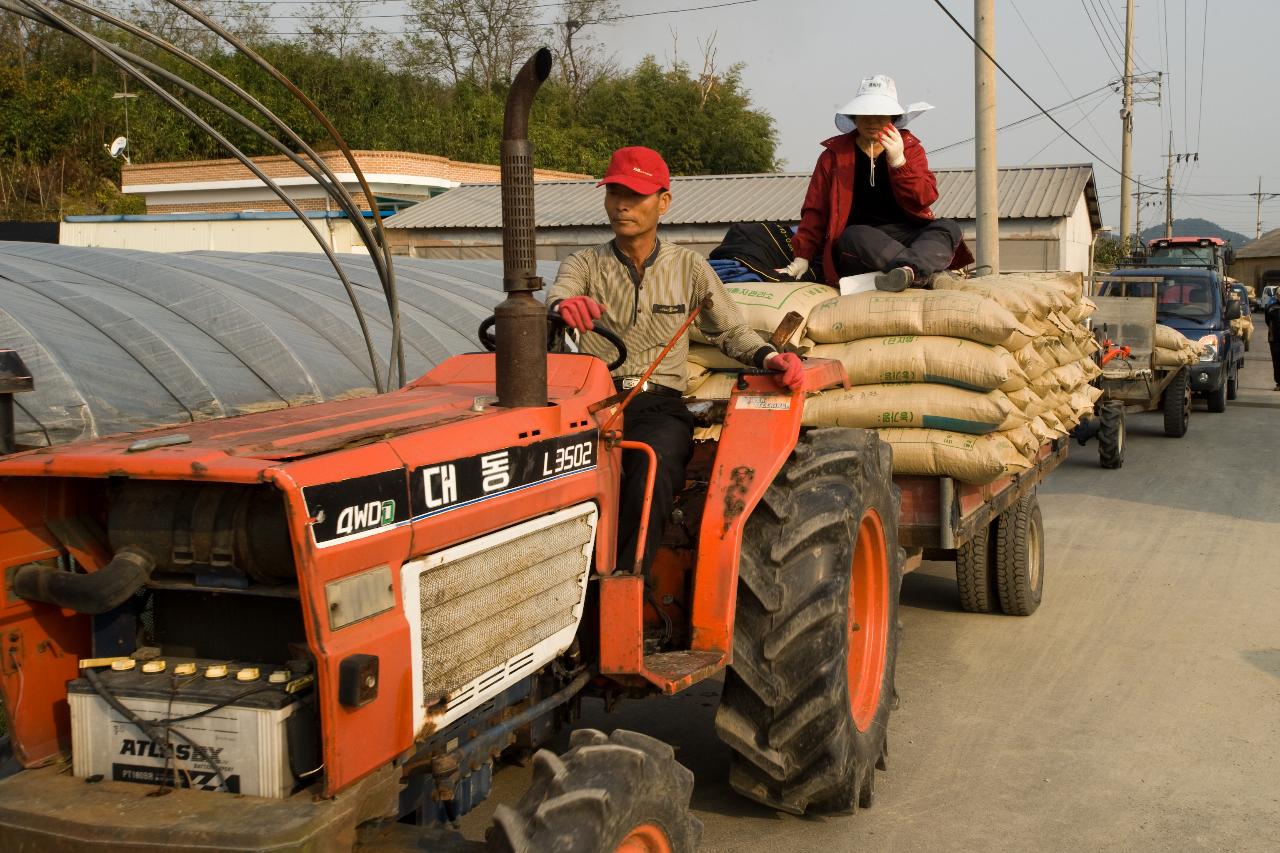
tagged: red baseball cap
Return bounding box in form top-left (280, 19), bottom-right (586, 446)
top-left (597, 146), bottom-right (670, 195)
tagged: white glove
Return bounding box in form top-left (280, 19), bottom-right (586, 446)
top-left (878, 124), bottom-right (906, 168)
top-left (777, 256), bottom-right (810, 279)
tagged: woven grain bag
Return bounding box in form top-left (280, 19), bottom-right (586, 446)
top-left (874, 428), bottom-right (1033, 484)
top-left (805, 290), bottom-right (1036, 348)
top-left (808, 336), bottom-right (1026, 392)
top-left (692, 281), bottom-right (835, 345)
top-left (802, 384), bottom-right (1023, 434)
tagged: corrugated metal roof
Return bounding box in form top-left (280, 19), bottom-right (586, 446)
top-left (0, 243), bottom-right (556, 448)
top-left (1233, 227), bottom-right (1280, 258)
top-left (385, 164), bottom-right (1101, 230)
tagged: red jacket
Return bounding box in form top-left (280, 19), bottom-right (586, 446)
top-left (792, 130), bottom-right (974, 284)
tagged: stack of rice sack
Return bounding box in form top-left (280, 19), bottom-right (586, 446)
top-left (688, 273), bottom-right (1105, 485)
top-left (1152, 323), bottom-right (1204, 366)
top-left (686, 280), bottom-right (834, 399)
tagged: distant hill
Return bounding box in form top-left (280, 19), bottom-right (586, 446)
top-left (1139, 218), bottom-right (1251, 248)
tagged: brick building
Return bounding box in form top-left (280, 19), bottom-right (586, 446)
top-left (121, 150), bottom-right (590, 215)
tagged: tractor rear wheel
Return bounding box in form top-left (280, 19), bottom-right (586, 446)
top-left (715, 428), bottom-right (903, 815)
top-left (1162, 369), bottom-right (1190, 437)
top-left (1097, 400), bottom-right (1125, 469)
top-left (487, 728), bottom-right (701, 853)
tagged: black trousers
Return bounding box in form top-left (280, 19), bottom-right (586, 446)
top-left (617, 393), bottom-right (694, 574)
top-left (835, 219), bottom-right (962, 278)
top-left (1270, 336), bottom-right (1280, 385)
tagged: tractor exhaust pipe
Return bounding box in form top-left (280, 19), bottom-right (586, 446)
top-left (495, 48), bottom-right (553, 409)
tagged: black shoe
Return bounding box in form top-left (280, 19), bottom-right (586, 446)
top-left (874, 266), bottom-right (915, 292)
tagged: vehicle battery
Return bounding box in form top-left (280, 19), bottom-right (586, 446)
top-left (67, 660), bottom-right (311, 799)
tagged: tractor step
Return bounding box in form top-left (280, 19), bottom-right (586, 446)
top-left (642, 650), bottom-right (725, 692)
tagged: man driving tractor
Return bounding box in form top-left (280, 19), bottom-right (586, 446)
top-left (546, 145), bottom-right (805, 573)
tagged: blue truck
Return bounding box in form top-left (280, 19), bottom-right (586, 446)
top-left (1102, 264), bottom-right (1245, 412)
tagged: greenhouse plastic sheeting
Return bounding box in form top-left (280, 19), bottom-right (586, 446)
top-left (0, 243), bottom-right (560, 448)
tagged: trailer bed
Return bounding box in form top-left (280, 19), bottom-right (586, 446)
top-left (894, 436), bottom-right (1068, 566)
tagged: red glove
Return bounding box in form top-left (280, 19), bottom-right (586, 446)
top-left (557, 296), bottom-right (604, 331)
top-left (764, 351), bottom-right (804, 391)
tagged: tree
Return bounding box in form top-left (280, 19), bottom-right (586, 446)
top-left (400, 0), bottom-right (541, 87)
top-left (298, 0), bottom-right (379, 60)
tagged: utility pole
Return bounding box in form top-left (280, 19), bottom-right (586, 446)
top-left (1257, 176), bottom-right (1263, 239)
top-left (1164, 132), bottom-right (1199, 238)
top-left (1119, 0), bottom-right (1135, 252)
top-left (974, 0), bottom-right (999, 275)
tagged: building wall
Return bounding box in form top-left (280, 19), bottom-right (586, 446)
top-left (61, 218), bottom-right (365, 253)
top-left (1228, 257), bottom-right (1280, 290)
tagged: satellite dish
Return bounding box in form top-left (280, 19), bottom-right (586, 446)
top-left (108, 137), bottom-right (128, 157)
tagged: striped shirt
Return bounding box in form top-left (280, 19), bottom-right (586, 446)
top-left (547, 240), bottom-right (774, 392)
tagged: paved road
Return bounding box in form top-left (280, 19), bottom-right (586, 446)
top-left (462, 333), bottom-right (1280, 852)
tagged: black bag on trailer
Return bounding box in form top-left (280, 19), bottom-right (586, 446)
top-left (709, 222), bottom-right (821, 282)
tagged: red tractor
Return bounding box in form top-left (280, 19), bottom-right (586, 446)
top-left (0, 51), bottom-right (902, 850)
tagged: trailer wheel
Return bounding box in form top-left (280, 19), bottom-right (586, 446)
top-left (993, 493), bottom-right (1044, 617)
top-left (955, 519), bottom-right (998, 613)
top-left (1162, 369), bottom-right (1190, 437)
top-left (1097, 401), bottom-right (1125, 469)
top-left (487, 728), bottom-right (702, 853)
top-left (715, 428), bottom-right (903, 815)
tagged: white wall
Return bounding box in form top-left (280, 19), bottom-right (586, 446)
top-left (61, 219), bottom-right (366, 254)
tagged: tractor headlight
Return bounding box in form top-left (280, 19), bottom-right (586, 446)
top-left (1197, 334), bottom-right (1220, 362)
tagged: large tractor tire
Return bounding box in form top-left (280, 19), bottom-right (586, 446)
top-left (487, 728), bottom-right (701, 853)
top-left (715, 428), bottom-right (904, 815)
top-left (1162, 369), bottom-right (1190, 437)
top-left (993, 493), bottom-right (1045, 617)
top-left (1097, 400), bottom-right (1126, 469)
top-left (955, 520), bottom-right (998, 613)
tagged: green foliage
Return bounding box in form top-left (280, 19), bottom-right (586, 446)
top-left (0, 14), bottom-right (779, 220)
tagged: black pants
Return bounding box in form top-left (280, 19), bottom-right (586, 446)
top-left (1270, 336), bottom-right (1280, 385)
top-left (617, 393), bottom-right (694, 574)
top-left (835, 219), bottom-right (962, 278)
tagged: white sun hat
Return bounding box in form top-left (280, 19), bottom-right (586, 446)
top-left (834, 74), bottom-right (934, 133)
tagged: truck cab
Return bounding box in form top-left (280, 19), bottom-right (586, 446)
top-left (1147, 236), bottom-right (1234, 277)
top-left (1101, 266), bottom-right (1244, 411)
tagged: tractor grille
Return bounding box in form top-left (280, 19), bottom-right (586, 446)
top-left (406, 503), bottom-right (596, 726)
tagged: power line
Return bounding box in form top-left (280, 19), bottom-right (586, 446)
top-left (1021, 89), bottom-right (1109, 164)
top-left (1078, 0), bottom-right (1122, 76)
top-left (927, 0), bottom-right (1165, 192)
top-left (931, 84), bottom-right (1113, 154)
top-left (1194, 0), bottom-right (1208, 152)
top-left (1010, 0), bottom-right (1117, 161)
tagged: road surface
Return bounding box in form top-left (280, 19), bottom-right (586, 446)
top-left (461, 330), bottom-right (1280, 852)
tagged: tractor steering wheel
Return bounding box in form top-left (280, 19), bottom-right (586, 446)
top-left (477, 314), bottom-right (628, 371)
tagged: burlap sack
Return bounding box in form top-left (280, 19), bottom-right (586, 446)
top-left (1037, 337), bottom-right (1079, 369)
top-left (808, 336), bottom-right (1026, 392)
top-left (1012, 342), bottom-right (1053, 380)
top-left (687, 344), bottom-right (745, 370)
top-left (1155, 323), bottom-right (1195, 351)
top-left (805, 290), bottom-right (1037, 349)
top-left (686, 361), bottom-right (710, 392)
top-left (1153, 346), bottom-right (1196, 366)
top-left (1068, 297), bottom-right (1098, 323)
top-left (1028, 416), bottom-right (1059, 444)
top-left (932, 271), bottom-right (1072, 318)
top-left (688, 372), bottom-right (738, 399)
top-left (1006, 387), bottom-right (1050, 418)
top-left (1050, 362), bottom-right (1089, 392)
top-left (1001, 424), bottom-right (1041, 458)
top-left (875, 428), bottom-right (1034, 484)
top-left (802, 384), bottom-right (1024, 434)
top-left (693, 281), bottom-right (836, 345)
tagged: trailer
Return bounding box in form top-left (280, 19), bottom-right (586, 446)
top-left (895, 437), bottom-right (1069, 616)
top-left (1080, 275), bottom-right (1191, 457)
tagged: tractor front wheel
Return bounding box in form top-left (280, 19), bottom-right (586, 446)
top-left (487, 729), bottom-right (701, 853)
top-left (715, 428), bottom-right (904, 814)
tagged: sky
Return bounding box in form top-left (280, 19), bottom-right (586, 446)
top-left (242, 0), bottom-right (1279, 239)
top-left (586, 0), bottom-right (1280, 240)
